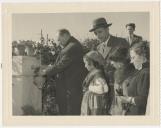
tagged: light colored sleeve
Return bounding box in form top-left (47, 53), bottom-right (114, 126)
top-left (128, 97), bottom-right (136, 105)
top-left (88, 77), bottom-right (109, 94)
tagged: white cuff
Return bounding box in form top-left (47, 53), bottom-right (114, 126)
top-left (128, 97), bottom-right (136, 105)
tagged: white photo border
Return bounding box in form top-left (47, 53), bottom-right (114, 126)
top-left (2, 2), bottom-right (160, 125)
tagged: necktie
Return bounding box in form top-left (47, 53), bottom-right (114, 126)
top-left (102, 43), bottom-right (107, 58)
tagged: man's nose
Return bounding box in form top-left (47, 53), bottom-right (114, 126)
top-left (97, 35), bottom-right (102, 40)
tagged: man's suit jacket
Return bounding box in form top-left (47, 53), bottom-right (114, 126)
top-left (96, 35), bottom-right (130, 112)
top-left (126, 34), bottom-right (142, 47)
top-left (96, 35), bottom-right (129, 85)
top-left (97, 35), bottom-right (129, 66)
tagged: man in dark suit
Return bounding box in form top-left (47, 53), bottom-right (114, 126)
top-left (41, 29), bottom-right (87, 115)
top-left (125, 23), bottom-right (142, 47)
top-left (89, 17), bottom-right (129, 113)
top-left (89, 17), bottom-right (129, 69)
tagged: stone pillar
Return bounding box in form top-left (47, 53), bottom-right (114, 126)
top-left (12, 56), bottom-right (42, 115)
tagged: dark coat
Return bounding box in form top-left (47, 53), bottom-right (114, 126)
top-left (110, 63), bottom-right (136, 115)
top-left (97, 35), bottom-right (130, 80)
top-left (96, 35), bottom-right (130, 113)
top-left (123, 62), bottom-right (150, 115)
top-left (114, 63), bottom-right (136, 85)
top-left (125, 34), bottom-right (142, 47)
top-left (45, 36), bottom-right (87, 115)
top-left (96, 35), bottom-right (129, 84)
top-left (104, 35), bottom-right (129, 61)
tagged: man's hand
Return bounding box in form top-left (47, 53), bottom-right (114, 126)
top-left (39, 65), bottom-right (53, 76)
top-left (38, 69), bottom-right (46, 76)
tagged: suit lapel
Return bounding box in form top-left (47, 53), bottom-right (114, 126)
top-left (55, 41), bottom-right (72, 64)
top-left (132, 35), bottom-right (137, 43)
top-left (126, 37), bottom-right (129, 43)
top-left (130, 35), bottom-right (139, 46)
top-left (105, 46), bottom-right (116, 60)
top-left (105, 36), bottom-right (115, 60)
top-left (55, 49), bottom-right (65, 64)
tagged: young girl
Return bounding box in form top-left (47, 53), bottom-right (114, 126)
top-left (81, 51), bottom-right (109, 115)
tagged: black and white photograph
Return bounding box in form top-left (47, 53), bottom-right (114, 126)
top-left (2, 2), bottom-right (160, 125)
top-left (12, 12), bottom-right (150, 116)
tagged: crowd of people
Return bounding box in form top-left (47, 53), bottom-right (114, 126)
top-left (13, 17), bottom-right (149, 115)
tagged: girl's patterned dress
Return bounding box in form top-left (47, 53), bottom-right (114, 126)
top-left (81, 69), bottom-right (108, 115)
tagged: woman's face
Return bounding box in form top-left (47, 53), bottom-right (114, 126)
top-left (130, 50), bottom-right (144, 70)
top-left (83, 58), bottom-right (94, 71)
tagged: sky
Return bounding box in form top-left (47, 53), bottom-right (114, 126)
top-left (12, 12), bottom-right (149, 42)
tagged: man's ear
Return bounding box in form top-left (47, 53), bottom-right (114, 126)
top-left (62, 33), bottom-right (67, 40)
top-left (105, 27), bottom-right (109, 33)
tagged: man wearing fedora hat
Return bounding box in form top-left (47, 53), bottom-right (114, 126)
top-left (89, 17), bottom-right (129, 113)
top-left (89, 17), bottom-right (129, 59)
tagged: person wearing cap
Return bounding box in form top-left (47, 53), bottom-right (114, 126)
top-left (81, 51), bottom-right (109, 115)
top-left (109, 47), bottom-right (135, 115)
top-left (89, 17), bottom-right (129, 113)
top-left (125, 23), bottom-right (142, 47)
top-left (41, 29), bottom-right (87, 115)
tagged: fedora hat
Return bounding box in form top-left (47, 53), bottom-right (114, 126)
top-left (89, 17), bottom-right (112, 32)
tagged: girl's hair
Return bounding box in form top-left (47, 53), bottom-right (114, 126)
top-left (83, 50), bottom-right (109, 82)
top-left (83, 55), bottom-right (103, 70)
top-left (130, 41), bottom-right (150, 60)
top-left (84, 55), bottom-right (108, 82)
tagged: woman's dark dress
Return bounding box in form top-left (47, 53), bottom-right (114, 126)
top-left (122, 62), bottom-right (150, 115)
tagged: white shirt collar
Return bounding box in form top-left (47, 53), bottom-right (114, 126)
top-left (128, 34), bottom-right (134, 38)
top-left (103, 35), bottom-right (111, 46)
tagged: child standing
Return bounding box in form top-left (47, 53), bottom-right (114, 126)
top-left (81, 51), bottom-right (109, 115)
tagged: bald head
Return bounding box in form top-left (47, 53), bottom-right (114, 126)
top-left (56, 29), bottom-right (71, 47)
